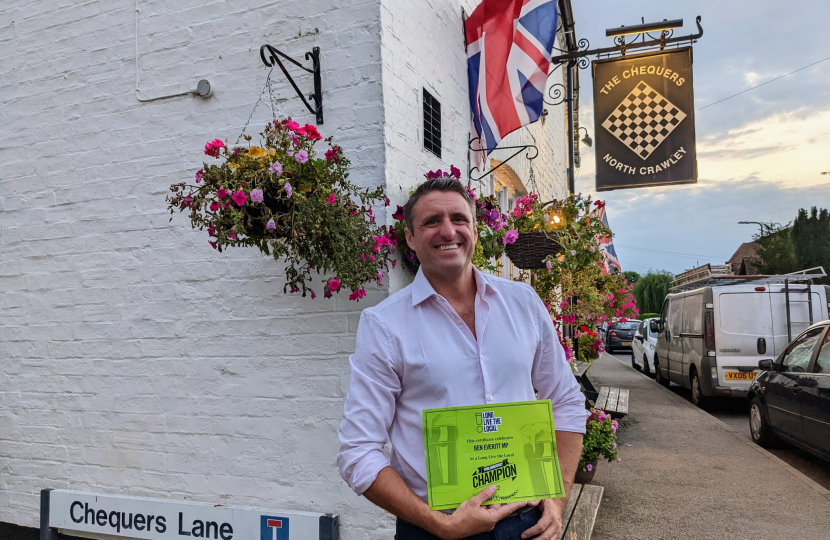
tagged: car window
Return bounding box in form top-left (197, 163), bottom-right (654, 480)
top-left (814, 329), bottom-right (830, 374)
top-left (635, 323), bottom-right (644, 337)
top-left (781, 327), bottom-right (824, 373)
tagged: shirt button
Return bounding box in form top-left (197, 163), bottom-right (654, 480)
top-left (456, 319), bottom-right (462, 325)
top-left (488, 395), bottom-right (494, 401)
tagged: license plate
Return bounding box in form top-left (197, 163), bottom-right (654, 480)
top-left (724, 371), bottom-right (756, 381)
top-left (622, 341), bottom-right (632, 346)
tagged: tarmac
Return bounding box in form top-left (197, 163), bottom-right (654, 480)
top-left (584, 353), bottom-right (830, 540)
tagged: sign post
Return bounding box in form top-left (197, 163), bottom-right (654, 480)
top-left (41, 489), bottom-right (338, 540)
top-left (592, 48), bottom-right (697, 191)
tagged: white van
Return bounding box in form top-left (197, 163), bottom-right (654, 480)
top-left (652, 271), bottom-right (830, 408)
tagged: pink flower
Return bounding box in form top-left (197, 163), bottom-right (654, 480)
top-left (391, 259), bottom-right (397, 268)
top-left (204, 138), bottom-right (225, 158)
top-left (284, 183), bottom-right (292, 198)
top-left (586, 464), bottom-right (593, 472)
top-left (181, 195), bottom-right (193, 209)
top-left (250, 189), bottom-right (264, 203)
top-left (377, 271), bottom-right (384, 282)
top-left (348, 288), bottom-right (367, 301)
top-left (210, 201), bottom-right (220, 211)
top-left (327, 193), bottom-right (336, 204)
top-left (392, 205), bottom-right (405, 221)
top-left (217, 187), bottom-right (229, 199)
top-left (207, 224), bottom-right (216, 236)
top-left (295, 149), bottom-right (309, 163)
top-left (545, 260), bottom-right (552, 269)
top-left (285, 120), bottom-right (300, 130)
top-left (310, 290), bottom-right (317, 299)
top-left (325, 147), bottom-right (339, 162)
top-left (450, 165), bottom-right (461, 178)
top-left (385, 197), bottom-right (390, 207)
top-left (269, 161), bottom-right (283, 175)
top-left (328, 279), bottom-right (341, 291)
top-left (231, 190), bottom-right (247, 206)
top-left (195, 169), bottom-right (204, 183)
top-left (289, 131), bottom-right (299, 146)
top-left (503, 229), bottom-right (519, 245)
top-left (303, 124), bottom-right (322, 140)
top-left (266, 219), bottom-right (276, 230)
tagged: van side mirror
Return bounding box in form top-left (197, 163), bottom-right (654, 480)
top-left (758, 359), bottom-right (774, 371)
top-left (650, 320), bottom-right (659, 333)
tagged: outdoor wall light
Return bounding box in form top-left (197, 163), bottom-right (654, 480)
top-left (606, 19), bottom-right (683, 38)
top-left (578, 127), bottom-right (593, 147)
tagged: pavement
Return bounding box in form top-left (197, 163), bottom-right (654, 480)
top-left (583, 353), bottom-right (830, 540)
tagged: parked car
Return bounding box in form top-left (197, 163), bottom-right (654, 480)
top-left (748, 321), bottom-right (830, 462)
top-left (652, 279), bottom-right (830, 408)
top-left (605, 320), bottom-right (641, 353)
top-left (632, 318), bottom-right (658, 375)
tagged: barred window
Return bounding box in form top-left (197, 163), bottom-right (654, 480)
top-left (423, 89), bottom-right (441, 158)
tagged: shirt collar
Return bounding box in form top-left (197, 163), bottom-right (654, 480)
top-left (411, 266), bottom-right (498, 306)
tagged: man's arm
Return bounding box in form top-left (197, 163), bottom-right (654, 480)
top-left (364, 467), bottom-right (528, 540)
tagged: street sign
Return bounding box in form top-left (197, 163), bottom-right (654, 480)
top-left (592, 48), bottom-right (697, 191)
top-left (42, 489), bottom-right (338, 540)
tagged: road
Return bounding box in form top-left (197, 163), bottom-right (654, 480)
top-left (609, 352), bottom-right (830, 491)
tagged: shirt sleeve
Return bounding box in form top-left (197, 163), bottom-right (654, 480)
top-left (527, 288), bottom-right (589, 434)
top-left (337, 310), bottom-right (402, 495)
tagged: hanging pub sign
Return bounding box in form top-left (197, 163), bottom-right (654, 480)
top-left (592, 47), bottom-right (697, 191)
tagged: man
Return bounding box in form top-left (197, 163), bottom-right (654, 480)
top-left (337, 177), bottom-right (587, 540)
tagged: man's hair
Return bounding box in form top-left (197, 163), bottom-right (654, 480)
top-left (403, 178), bottom-right (476, 232)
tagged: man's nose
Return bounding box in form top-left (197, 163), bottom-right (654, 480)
top-left (437, 217), bottom-right (456, 239)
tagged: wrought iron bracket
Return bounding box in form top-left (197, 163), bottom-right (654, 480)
top-left (550, 16), bottom-right (703, 67)
top-left (468, 137), bottom-right (538, 182)
top-left (260, 44), bottom-right (323, 124)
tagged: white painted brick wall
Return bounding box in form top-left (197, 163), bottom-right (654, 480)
top-left (0, 0), bottom-right (391, 537)
top-left (0, 0), bottom-right (571, 538)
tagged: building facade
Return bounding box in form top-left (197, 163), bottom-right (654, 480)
top-left (0, 0), bottom-right (575, 538)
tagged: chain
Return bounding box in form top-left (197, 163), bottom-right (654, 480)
top-left (235, 67), bottom-right (275, 145)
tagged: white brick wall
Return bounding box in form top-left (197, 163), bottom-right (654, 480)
top-left (0, 0), bottom-right (571, 537)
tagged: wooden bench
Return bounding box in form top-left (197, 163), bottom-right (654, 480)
top-left (593, 386), bottom-right (629, 417)
top-left (559, 483), bottom-right (604, 540)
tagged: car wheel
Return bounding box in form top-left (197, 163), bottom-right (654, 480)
top-left (631, 354), bottom-right (639, 370)
top-left (750, 397), bottom-right (775, 448)
top-left (655, 356), bottom-right (670, 387)
top-left (642, 355), bottom-right (651, 376)
top-left (690, 369), bottom-right (711, 410)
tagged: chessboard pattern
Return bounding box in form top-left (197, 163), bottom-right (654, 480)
top-left (601, 81), bottom-right (687, 160)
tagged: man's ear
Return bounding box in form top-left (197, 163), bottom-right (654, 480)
top-left (404, 227), bottom-right (416, 251)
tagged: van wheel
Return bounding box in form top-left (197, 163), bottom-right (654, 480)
top-left (690, 369), bottom-right (711, 409)
top-left (654, 356), bottom-right (670, 387)
top-left (750, 397), bottom-right (775, 448)
top-left (642, 355), bottom-right (651, 376)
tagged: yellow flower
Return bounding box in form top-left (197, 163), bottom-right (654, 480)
top-left (247, 146), bottom-right (267, 158)
top-left (266, 148), bottom-right (276, 157)
top-left (229, 162), bottom-right (239, 170)
top-left (557, 254), bottom-right (566, 263)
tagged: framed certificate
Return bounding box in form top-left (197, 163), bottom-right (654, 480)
top-left (422, 400), bottom-right (565, 510)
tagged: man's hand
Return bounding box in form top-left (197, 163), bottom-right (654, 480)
top-left (520, 498), bottom-right (565, 540)
top-left (438, 486), bottom-right (528, 540)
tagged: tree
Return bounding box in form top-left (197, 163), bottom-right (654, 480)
top-left (633, 270), bottom-right (674, 314)
top-left (792, 207), bottom-right (830, 278)
top-left (623, 271), bottom-right (641, 287)
top-left (753, 221), bottom-right (796, 275)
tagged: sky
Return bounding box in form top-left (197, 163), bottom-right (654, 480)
top-left (570, 0), bottom-right (830, 275)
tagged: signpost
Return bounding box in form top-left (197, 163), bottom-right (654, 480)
top-left (40, 489), bottom-right (338, 540)
top-left (592, 48), bottom-right (697, 191)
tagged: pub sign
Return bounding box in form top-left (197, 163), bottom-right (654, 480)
top-left (592, 48), bottom-right (697, 191)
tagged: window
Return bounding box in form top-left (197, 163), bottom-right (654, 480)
top-left (781, 327), bottom-right (823, 373)
top-left (814, 329), bottom-right (830, 373)
top-left (668, 298), bottom-right (683, 337)
top-left (681, 294), bottom-right (702, 334)
top-left (423, 89), bottom-right (441, 157)
top-left (659, 300), bottom-right (669, 332)
top-left (636, 323), bottom-right (645, 337)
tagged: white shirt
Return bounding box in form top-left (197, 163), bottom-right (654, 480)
top-left (337, 267), bottom-right (588, 501)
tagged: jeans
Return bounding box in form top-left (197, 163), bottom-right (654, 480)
top-left (395, 506), bottom-right (543, 540)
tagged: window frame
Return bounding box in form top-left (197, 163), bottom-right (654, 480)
top-left (810, 325), bottom-right (830, 374)
top-left (778, 326), bottom-right (825, 373)
top-left (422, 88), bottom-right (442, 158)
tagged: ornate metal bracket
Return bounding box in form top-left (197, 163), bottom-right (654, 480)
top-left (468, 137), bottom-right (539, 182)
top-left (260, 45), bottom-right (323, 124)
top-left (550, 16), bottom-right (703, 67)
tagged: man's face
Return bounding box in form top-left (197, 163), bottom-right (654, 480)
top-left (405, 191), bottom-right (477, 277)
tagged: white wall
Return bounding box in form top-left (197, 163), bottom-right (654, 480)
top-left (0, 0), bottom-right (390, 537)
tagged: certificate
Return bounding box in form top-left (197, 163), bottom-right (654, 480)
top-left (422, 400), bottom-right (565, 510)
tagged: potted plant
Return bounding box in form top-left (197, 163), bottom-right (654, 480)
top-left (392, 167), bottom-right (509, 275)
top-left (166, 118), bottom-right (397, 301)
top-left (575, 408), bottom-right (620, 484)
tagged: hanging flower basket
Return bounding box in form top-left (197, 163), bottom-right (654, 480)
top-left (504, 231), bottom-right (561, 269)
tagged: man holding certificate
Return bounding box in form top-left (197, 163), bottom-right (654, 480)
top-left (337, 177), bottom-right (588, 540)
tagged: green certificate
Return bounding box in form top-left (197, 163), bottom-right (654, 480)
top-left (422, 400), bottom-right (565, 510)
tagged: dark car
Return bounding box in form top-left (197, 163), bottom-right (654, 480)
top-left (748, 321), bottom-right (830, 462)
top-left (605, 320), bottom-right (641, 353)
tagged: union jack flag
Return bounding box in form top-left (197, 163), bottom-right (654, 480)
top-left (466, 0), bottom-right (558, 167)
top-left (593, 204), bottom-right (622, 274)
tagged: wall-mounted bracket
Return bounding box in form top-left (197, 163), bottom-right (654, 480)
top-left (468, 137), bottom-right (538, 182)
top-left (260, 45), bottom-right (323, 124)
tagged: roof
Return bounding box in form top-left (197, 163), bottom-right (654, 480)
top-left (727, 241), bottom-right (760, 275)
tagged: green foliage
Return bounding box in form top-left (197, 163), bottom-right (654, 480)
top-left (632, 270), bottom-right (673, 314)
top-left (166, 119), bottom-right (395, 299)
top-left (639, 313), bottom-right (660, 320)
top-left (754, 222), bottom-right (797, 275)
top-left (792, 207), bottom-right (830, 282)
top-left (579, 408), bottom-right (619, 471)
top-left (622, 271), bottom-right (641, 286)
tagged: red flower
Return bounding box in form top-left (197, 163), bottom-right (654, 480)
top-left (392, 205), bottom-right (405, 221)
top-left (217, 187), bottom-right (229, 199)
top-left (303, 124), bottom-right (322, 140)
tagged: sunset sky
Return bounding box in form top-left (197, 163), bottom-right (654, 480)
top-left (572, 0), bottom-right (830, 275)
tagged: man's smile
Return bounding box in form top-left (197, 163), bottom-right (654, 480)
top-left (437, 244), bottom-right (461, 251)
